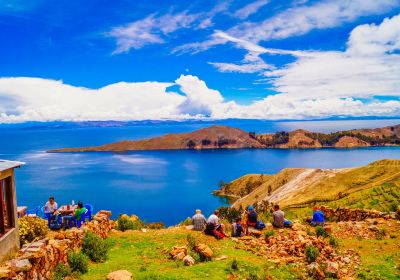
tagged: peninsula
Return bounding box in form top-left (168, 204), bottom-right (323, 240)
top-left (48, 124), bottom-right (400, 153)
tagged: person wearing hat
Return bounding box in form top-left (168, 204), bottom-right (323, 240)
top-left (246, 205), bottom-right (258, 229)
top-left (191, 209), bottom-right (207, 231)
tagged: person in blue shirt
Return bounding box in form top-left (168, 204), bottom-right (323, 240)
top-left (309, 206), bottom-right (325, 226)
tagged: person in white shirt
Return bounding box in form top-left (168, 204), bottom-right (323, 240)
top-left (205, 210), bottom-right (226, 237)
top-left (44, 197), bottom-right (58, 214)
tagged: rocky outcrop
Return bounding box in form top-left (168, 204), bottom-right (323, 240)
top-left (0, 211), bottom-right (114, 280)
top-left (334, 136), bottom-right (370, 148)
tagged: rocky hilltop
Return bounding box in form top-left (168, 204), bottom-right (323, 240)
top-left (48, 124), bottom-right (400, 152)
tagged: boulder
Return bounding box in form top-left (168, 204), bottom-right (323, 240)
top-left (195, 244), bottom-right (213, 259)
top-left (9, 259), bottom-right (32, 272)
top-left (307, 262), bottom-right (325, 280)
top-left (170, 246), bottom-right (187, 260)
top-left (98, 210), bottom-right (112, 218)
top-left (183, 255), bottom-right (195, 266)
top-left (326, 261), bottom-right (339, 278)
top-left (107, 270), bottom-right (133, 280)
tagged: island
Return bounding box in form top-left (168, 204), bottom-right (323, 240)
top-left (48, 124), bottom-right (400, 153)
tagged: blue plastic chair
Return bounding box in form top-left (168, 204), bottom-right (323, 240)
top-left (84, 204), bottom-right (93, 221)
top-left (26, 206), bottom-right (40, 216)
top-left (75, 209), bottom-right (88, 228)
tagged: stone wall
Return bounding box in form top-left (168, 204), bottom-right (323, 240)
top-left (0, 210), bottom-right (114, 280)
top-left (321, 206), bottom-right (396, 221)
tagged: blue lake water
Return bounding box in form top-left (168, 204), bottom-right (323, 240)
top-left (1, 119), bottom-right (400, 225)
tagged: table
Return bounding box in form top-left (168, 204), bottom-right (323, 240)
top-left (17, 206), bottom-right (27, 217)
top-left (58, 205), bottom-right (77, 216)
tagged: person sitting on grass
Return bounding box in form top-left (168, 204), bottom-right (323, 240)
top-left (272, 204), bottom-right (292, 228)
top-left (232, 217), bottom-right (245, 237)
top-left (191, 209), bottom-right (207, 231)
top-left (205, 210), bottom-right (226, 239)
top-left (308, 206), bottom-right (325, 227)
top-left (246, 205), bottom-right (258, 228)
top-left (72, 201), bottom-right (87, 224)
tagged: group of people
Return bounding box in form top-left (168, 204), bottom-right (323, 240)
top-left (43, 196), bottom-right (87, 229)
top-left (190, 204), bottom-right (325, 239)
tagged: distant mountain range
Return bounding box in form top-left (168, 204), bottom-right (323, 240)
top-left (48, 124), bottom-right (400, 153)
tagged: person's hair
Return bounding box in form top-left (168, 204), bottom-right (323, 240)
top-left (235, 217), bottom-right (242, 223)
top-left (214, 210), bottom-right (219, 215)
top-left (273, 204), bottom-right (280, 210)
top-left (77, 201), bottom-right (83, 208)
top-left (49, 196), bottom-right (54, 200)
top-left (196, 209), bottom-right (201, 214)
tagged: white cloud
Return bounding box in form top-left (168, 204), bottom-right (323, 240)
top-left (264, 14), bottom-right (400, 100)
top-left (109, 12), bottom-right (199, 54)
top-left (178, 0), bottom-right (399, 53)
top-left (109, 2), bottom-right (231, 54)
top-left (233, 0), bottom-right (270, 20)
top-left (229, 0), bottom-right (399, 42)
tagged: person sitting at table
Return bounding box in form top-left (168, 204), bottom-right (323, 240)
top-left (44, 196), bottom-right (58, 215)
top-left (44, 197), bottom-right (58, 225)
top-left (72, 201), bottom-right (87, 224)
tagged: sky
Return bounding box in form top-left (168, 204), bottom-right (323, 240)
top-left (0, 0), bottom-right (399, 123)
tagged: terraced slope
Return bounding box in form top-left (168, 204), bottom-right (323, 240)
top-left (216, 159), bottom-right (400, 209)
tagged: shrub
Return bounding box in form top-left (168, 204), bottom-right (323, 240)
top-left (116, 214), bottom-right (144, 231)
top-left (375, 228), bottom-right (386, 240)
top-left (315, 226), bottom-right (328, 238)
top-left (264, 231), bottom-right (274, 239)
top-left (329, 236), bottom-right (339, 248)
top-left (18, 216), bottom-right (49, 245)
top-left (230, 259), bottom-right (239, 270)
top-left (51, 264), bottom-right (71, 280)
top-left (186, 234), bottom-right (197, 249)
top-left (82, 231), bottom-right (109, 262)
top-left (68, 251), bottom-right (88, 274)
top-left (304, 245), bottom-right (319, 263)
top-left (146, 222), bottom-right (165, 229)
top-left (180, 217), bottom-right (192, 226)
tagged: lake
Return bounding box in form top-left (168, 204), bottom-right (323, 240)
top-left (1, 119), bottom-right (400, 225)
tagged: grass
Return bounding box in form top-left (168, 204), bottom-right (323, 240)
top-left (82, 228), bottom-right (303, 280)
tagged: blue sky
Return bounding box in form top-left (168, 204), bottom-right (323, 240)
top-left (0, 0), bottom-right (399, 122)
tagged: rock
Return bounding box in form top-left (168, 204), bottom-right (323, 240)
top-left (307, 262), bottom-right (325, 280)
top-left (183, 255), bottom-right (195, 266)
top-left (195, 244), bottom-right (213, 259)
top-left (107, 270), bottom-right (133, 280)
top-left (369, 225), bottom-right (378, 232)
top-left (326, 261), bottom-right (339, 277)
top-left (141, 228), bottom-right (147, 233)
top-left (9, 259), bottom-right (32, 272)
top-left (0, 267), bottom-right (10, 278)
top-left (170, 246), bottom-right (187, 260)
top-left (343, 257), bottom-right (351, 264)
top-left (215, 255), bottom-right (227, 261)
top-left (98, 210), bottom-right (112, 218)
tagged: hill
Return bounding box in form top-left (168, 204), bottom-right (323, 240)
top-left (48, 124), bottom-right (400, 152)
top-left (215, 159), bottom-right (400, 210)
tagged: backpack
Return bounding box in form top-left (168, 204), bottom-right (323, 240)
top-left (247, 211), bottom-right (257, 226)
top-left (255, 220), bottom-right (266, 230)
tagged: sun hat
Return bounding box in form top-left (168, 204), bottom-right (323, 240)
top-left (248, 205), bottom-right (254, 211)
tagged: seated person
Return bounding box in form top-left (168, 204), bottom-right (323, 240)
top-left (246, 205), bottom-right (258, 228)
top-left (191, 209), bottom-right (207, 231)
top-left (309, 206), bottom-right (325, 226)
top-left (72, 201), bottom-right (87, 223)
top-left (205, 210), bottom-right (226, 238)
top-left (232, 217), bottom-right (245, 237)
top-left (272, 205), bottom-right (292, 228)
top-left (44, 196), bottom-right (58, 215)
